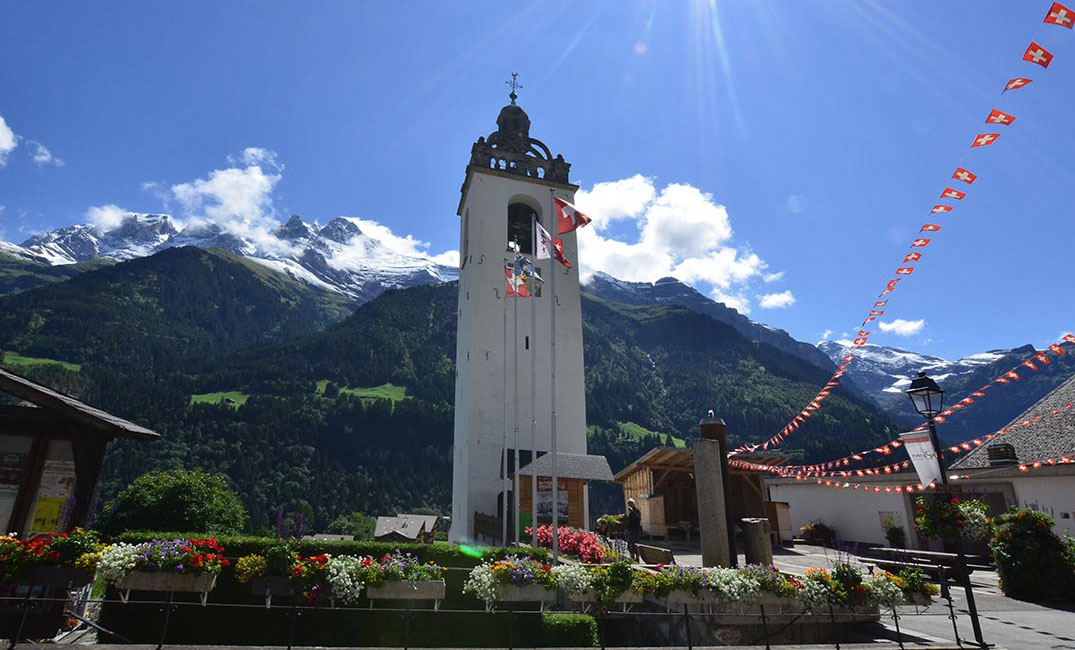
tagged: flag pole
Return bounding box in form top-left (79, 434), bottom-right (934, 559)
top-left (530, 219), bottom-right (539, 547)
top-left (512, 245), bottom-right (521, 544)
top-left (501, 258), bottom-right (509, 547)
top-left (548, 188), bottom-right (559, 562)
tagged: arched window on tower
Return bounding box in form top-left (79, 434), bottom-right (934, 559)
top-left (507, 202), bottom-right (539, 253)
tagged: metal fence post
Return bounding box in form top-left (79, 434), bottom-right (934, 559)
top-left (682, 603), bottom-right (693, 650)
top-left (758, 603), bottom-right (772, 650)
top-left (155, 591), bottom-right (175, 650)
top-left (827, 601), bottom-right (840, 650)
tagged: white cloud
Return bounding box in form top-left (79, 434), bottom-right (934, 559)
top-left (759, 290), bottom-right (796, 309)
top-left (878, 318), bottom-right (926, 336)
top-left (30, 141), bottom-right (63, 167)
top-left (85, 204), bottom-right (130, 231)
top-left (0, 116), bottom-right (17, 167)
top-left (575, 176), bottom-right (781, 314)
top-left (170, 149), bottom-right (290, 254)
top-left (819, 329), bottom-right (833, 342)
top-left (429, 249), bottom-right (460, 267)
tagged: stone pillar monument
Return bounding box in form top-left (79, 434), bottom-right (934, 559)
top-left (696, 414), bottom-right (733, 567)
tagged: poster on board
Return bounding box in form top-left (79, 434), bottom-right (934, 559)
top-left (536, 476), bottom-right (568, 521)
top-left (29, 460), bottom-right (76, 533)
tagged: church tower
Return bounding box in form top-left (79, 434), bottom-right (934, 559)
top-left (450, 86), bottom-right (588, 542)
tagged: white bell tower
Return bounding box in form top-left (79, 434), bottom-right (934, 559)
top-left (449, 87), bottom-right (588, 542)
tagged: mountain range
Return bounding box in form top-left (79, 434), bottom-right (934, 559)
top-left (1, 212), bottom-right (457, 302)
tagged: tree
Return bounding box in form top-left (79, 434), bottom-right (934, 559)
top-left (98, 469), bottom-right (248, 536)
top-left (326, 511), bottom-right (376, 540)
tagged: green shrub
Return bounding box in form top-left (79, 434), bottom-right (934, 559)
top-left (989, 507), bottom-right (1075, 601)
top-left (98, 469), bottom-right (247, 536)
top-left (541, 612), bottom-right (599, 647)
top-left (326, 511), bottom-right (376, 540)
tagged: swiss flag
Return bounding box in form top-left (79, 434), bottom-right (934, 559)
top-left (1023, 359), bottom-right (1039, 371)
top-left (941, 188), bottom-right (966, 200)
top-left (972, 133), bottom-right (1000, 147)
top-left (1004, 77), bottom-right (1033, 92)
top-left (952, 167), bottom-right (977, 184)
top-left (911, 238), bottom-right (931, 247)
top-left (1064, 334), bottom-right (1075, 344)
top-left (852, 337), bottom-right (868, 347)
top-left (874, 300), bottom-right (888, 307)
top-left (881, 279), bottom-right (900, 294)
top-left (857, 330), bottom-right (870, 337)
top-left (903, 252), bottom-right (922, 263)
top-left (1045, 2), bottom-right (1074, 27)
top-left (1050, 344), bottom-right (1066, 355)
top-left (1006, 370), bottom-right (1021, 380)
top-left (931, 205), bottom-right (953, 213)
top-left (1035, 352), bottom-right (1051, 365)
top-left (895, 267), bottom-right (914, 275)
top-left (920, 224), bottom-right (941, 232)
top-left (986, 109), bottom-right (1016, 126)
top-left (1023, 42), bottom-right (1054, 67)
top-left (554, 197), bottom-right (592, 234)
top-left (869, 310), bottom-right (884, 316)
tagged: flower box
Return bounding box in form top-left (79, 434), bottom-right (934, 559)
top-left (367, 579), bottom-right (446, 601)
top-left (571, 589), bottom-right (644, 605)
top-left (909, 592), bottom-right (933, 607)
top-left (118, 571), bottom-right (217, 604)
top-left (491, 584), bottom-right (556, 611)
top-left (21, 566), bottom-right (93, 590)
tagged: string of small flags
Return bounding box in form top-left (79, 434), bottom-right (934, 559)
top-left (744, 399), bottom-right (1074, 478)
top-left (734, 3), bottom-right (1074, 455)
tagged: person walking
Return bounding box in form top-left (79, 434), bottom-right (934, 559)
top-left (626, 498), bottom-right (642, 561)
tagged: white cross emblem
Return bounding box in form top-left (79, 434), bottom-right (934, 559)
top-left (975, 134), bottom-right (997, 146)
top-left (944, 190), bottom-right (960, 197)
top-left (1051, 8), bottom-right (1072, 25)
top-left (932, 205), bottom-right (951, 213)
top-left (955, 170), bottom-right (973, 181)
top-left (1027, 48), bottom-right (1048, 63)
top-left (1009, 78), bottom-right (1028, 88)
top-left (988, 113), bottom-right (1011, 123)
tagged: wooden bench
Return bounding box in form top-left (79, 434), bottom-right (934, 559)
top-left (859, 547), bottom-right (992, 582)
top-left (637, 543), bottom-right (676, 567)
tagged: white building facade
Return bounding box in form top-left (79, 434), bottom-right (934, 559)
top-left (449, 95), bottom-right (588, 542)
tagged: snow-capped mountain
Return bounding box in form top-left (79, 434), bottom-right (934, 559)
top-left (3, 213), bottom-right (458, 302)
top-left (585, 272), bottom-right (836, 372)
top-left (817, 340), bottom-right (1010, 406)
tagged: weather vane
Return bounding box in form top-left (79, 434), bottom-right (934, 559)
top-left (505, 72), bottom-right (522, 104)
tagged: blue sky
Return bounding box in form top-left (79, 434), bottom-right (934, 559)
top-left (2, 1), bottom-right (1073, 360)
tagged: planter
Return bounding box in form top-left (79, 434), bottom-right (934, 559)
top-left (570, 588), bottom-right (644, 612)
top-left (21, 566), bottom-right (93, 590)
top-left (487, 584), bottom-right (556, 612)
top-left (366, 579), bottom-right (446, 611)
top-left (117, 571), bottom-right (217, 605)
top-left (250, 576), bottom-right (291, 608)
top-left (909, 592), bottom-right (934, 607)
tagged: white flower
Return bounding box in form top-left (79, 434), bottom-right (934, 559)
top-left (463, 562), bottom-right (499, 603)
top-left (326, 555), bottom-right (366, 604)
top-left (702, 568), bottom-right (761, 603)
top-left (551, 564), bottom-right (593, 596)
top-left (98, 544), bottom-right (140, 586)
top-left (865, 575), bottom-right (905, 610)
top-left (797, 579), bottom-right (832, 612)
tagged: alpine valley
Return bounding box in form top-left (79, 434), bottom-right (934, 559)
top-left (0, 214), bottom-right (1071, 529)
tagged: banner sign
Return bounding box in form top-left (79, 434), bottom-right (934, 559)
top-left (899, 431), bottom-right (944, 487)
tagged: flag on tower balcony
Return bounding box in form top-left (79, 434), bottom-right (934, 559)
top-left (554, 197), bottom-right (592, 234)
top-left (534, 220), bottom-right (572, 267)
top-left (505, 264), bottom-right (531, 298)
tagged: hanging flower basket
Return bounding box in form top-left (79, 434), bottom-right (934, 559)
top-left (118, 571), bottom-right (217, 604)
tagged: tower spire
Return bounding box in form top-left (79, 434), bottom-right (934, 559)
top-left (505, 72), bottom-right (523, 105)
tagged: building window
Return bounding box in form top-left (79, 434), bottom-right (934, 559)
top-left (507, 202), bottom-right (538, 253)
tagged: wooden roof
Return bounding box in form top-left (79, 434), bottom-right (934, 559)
top-left (613, 446), bottom-right (790, 482)
top-left (518, 452), bottom-right (614, 481)
top-left (0, 367), bottom-right (159, 441)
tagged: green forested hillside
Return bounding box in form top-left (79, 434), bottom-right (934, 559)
top-left (0, 249), bottom-right (908, 530)
top-left (0, 250), bottom-right (112, 296)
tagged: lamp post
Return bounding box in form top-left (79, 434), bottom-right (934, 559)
top-left (905, 371), bottom-right (986, 648)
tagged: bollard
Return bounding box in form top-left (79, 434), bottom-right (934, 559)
top-left (741, 518), bottom-right (773, 566)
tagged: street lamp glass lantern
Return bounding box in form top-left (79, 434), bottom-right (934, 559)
top-left (906, 371), bottom-right (944, 418)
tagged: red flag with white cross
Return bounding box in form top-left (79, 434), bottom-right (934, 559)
top-left (1064, 334), bottom-right (1075, 344)
top-left (1050, 344), bottom-right (1066, 355)
top-left (941, 188), bottom-right (966, 199)
top-left (1023, 42), bottom-right (1053, 68)
top-left (1035, 352), bottom-right (1051, 365)
top-left (903, 252), bottom-right (922, 263)
top-left (952, 167), bottom-right (977, 184)
top-left (1045, 2), bottom-right (1074, 27)
top-left (931, 205), bottom-right (953, 213)
top-left (1004, 78), bottom-right (1033, 92)
top-left (554, 197), bottom-right (592, 234)
top-left (895, 267), bottom-right (914, 275)
top-left (911, 238), bottom-right (931, 247)
top-left (986, 109), bottom-right (1016, 126)
top-left (972, 133), bottom-right (1000, 147)
top-left (920, 224), bottom-right (941, 232)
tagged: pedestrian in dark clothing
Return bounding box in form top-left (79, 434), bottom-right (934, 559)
top-left (626, 498), bottom-right (642, 561)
